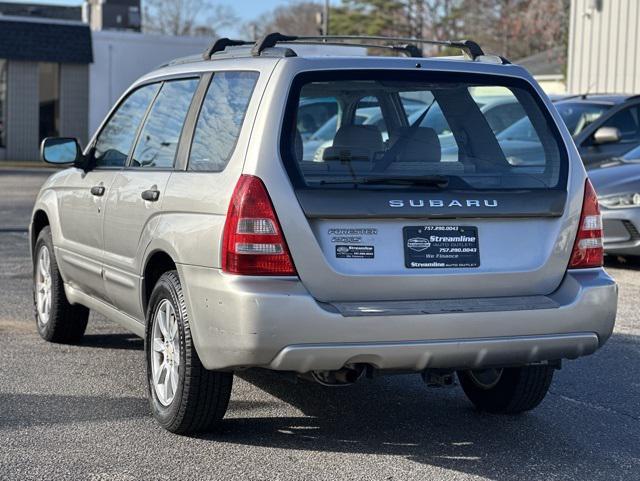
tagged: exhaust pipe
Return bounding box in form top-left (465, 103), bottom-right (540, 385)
top-left (305, 365), bottom-right (366, 386)
top-left (421, 369), bottom-right (456, 388)
top-left (333, 367), bottom-right (362, 384)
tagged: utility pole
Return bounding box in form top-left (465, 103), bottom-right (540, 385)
top-left (323, 0), bottom-right (329, 35)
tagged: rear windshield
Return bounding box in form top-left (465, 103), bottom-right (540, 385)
top-left (281, 71), bottom-right (567, 191)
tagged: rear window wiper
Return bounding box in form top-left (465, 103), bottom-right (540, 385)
top-left (318, 175), bottom-right (450, 187)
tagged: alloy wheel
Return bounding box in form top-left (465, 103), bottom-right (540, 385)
top-left (35, 245), bottom-right (52, 325)
top-left (151, 299), bottom-right (181, 406)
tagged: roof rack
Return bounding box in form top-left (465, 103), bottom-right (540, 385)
top-left (202, 35), bottom-right (421, 60)
top-left (203, 38), bottom-right (252, 60)
top-left (200, 33), bottom-right (497, 63)
top-left (250, 32), bottom-right (486, 60)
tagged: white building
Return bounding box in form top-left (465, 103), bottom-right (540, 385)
top-left (0, 1), bottom-right (210, 161)
top-left (90, 31), bottom-right (209, 134)
top-left (568, 0), bottom-right (640, 93)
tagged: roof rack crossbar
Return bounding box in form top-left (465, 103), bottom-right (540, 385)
top-left (203, 37), bottom-right (252, 60)
top-left (251, 33), bottom-right (485, 59)
top-left (252, 39), bottom-right (422, 57)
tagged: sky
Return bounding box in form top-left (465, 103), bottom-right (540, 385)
top-left (9, 0), bottom-right (336, 36)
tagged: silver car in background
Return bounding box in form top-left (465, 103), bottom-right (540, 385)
top-left (31, 34), bottom-right (617, 434)
top-left (589, 146), bottom-right (640, 256)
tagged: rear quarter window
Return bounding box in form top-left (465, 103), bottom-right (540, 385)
top-left (188, 71), bottom-right (259, 172)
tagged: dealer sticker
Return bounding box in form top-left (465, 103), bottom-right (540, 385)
top-left (403, 225), bottom-right (480, 268)
top-left (336, 245), bottom-right (375, 259)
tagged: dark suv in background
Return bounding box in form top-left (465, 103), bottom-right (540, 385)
top-left (567, 94), bottom-right (640, 165)
top-left (500, 93), bottom-right (640, 166)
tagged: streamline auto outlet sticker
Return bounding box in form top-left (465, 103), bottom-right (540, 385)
top-left (336, 245), bottom-right (375, 259)
top-left (403, 225), bottom-right (480, 268)
top-left (329, 228), bottom-right (377, 259)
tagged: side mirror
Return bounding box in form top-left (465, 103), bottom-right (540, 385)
top-left (40, 137), bottom-right (84, 166)
top-left (593, 126), bottom-right (621, 145)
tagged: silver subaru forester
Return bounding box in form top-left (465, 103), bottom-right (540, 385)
top-left (31, 34), bottom-right (618, 434)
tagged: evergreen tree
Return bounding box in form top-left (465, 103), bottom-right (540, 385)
top-left (329, 0), bottom-right (410, 36)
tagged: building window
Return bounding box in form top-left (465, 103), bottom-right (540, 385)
top-left (0, 59), bottom-right (6, 147)
top-left (39, 62), bottom-right (60, 140)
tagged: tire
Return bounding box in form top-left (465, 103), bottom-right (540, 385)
top-left (145, 271), bottom-right (233, 434)
top-left (33, 226), bottom-right (89, 343)
top-left (457, 365), bottom-right (554, 414)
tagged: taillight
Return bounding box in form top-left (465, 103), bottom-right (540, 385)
top-left (222, 175), bottom-right (297, 276)
top-left (569, 179), bottom-right (603, 268)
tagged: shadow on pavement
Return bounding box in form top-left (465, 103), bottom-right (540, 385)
top-left (80, 333), bottom-right (143, 351)
top-left (215, 333), bottom-right (639, 481)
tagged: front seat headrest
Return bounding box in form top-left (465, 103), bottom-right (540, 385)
top-left (389, 127), bottom-right (441, 162)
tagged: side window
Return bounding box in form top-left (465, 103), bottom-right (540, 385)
top-left (354, 96), bottom-right (388, 140)
top-left (306, 97), bottom-right (340, 142)
top-left (297, 98), bottom-right (338, 140)
top-left (484, 103), bottom-right (526, 135)
top-left (188, 71), bottom-right (259, 172)
top-left (401, 92), bottom-right (451, 134)
top-left (296, 94), bottom-right (342, 163)
top-left (601, 106), bottom-right (640, 143)
top-left (94, 83), bottom-right (159, 168)
top-left (131, 78), bottom-right (199, 168)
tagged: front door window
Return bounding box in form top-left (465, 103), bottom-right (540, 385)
top-left (93, 83), bottom-right (160, 168)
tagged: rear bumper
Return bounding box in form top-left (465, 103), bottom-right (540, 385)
top-left (602, 208), bottom-right (640, 256)
top-left (268, 333), bottom-right (598, 371)
top-left (178, 266), bottom-right (617, 372)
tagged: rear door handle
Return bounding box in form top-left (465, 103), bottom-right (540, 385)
top-left (90, 185), bottom-right (105, 197)
top-left (141, 189), bottom-right (160, 202)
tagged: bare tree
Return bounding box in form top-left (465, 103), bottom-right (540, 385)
top-left (521, 0), bottom-right (570, 58)
top-left (406, 0), bottom-right (466, 55)
top-left (456, 0), bottom-right (569, 59)
top-left (242, 0), bottom-right (569, 60)
top-left (243, 1), bottom-right (323, 39)
top-left (144, 0), bottom-right (238, 37)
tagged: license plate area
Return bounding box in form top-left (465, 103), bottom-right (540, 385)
top-left (403, 225), bottom-right (480, 268)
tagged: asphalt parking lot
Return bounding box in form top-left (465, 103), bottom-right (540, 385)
top-left (0, 168), bottom-right (638, 481)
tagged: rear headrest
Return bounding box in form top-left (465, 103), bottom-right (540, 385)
top-left (333, 125), bottom-right (384, 152)
top-left (321, 124), bottom-right (385, 162)
top-left (389, 127), bottom-right (441, 162)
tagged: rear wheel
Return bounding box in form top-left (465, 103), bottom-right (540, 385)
top-left (457, 365), bottom-right (554, 414)
top-left (33, 226), bottom-right (89, 343)
top-left (145, 271), bottom-right (233, 434)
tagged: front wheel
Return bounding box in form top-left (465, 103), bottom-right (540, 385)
top-left (33, 226), bottom-right (89, 343)
top-left (457, 365), bottom-right (554, 414)
top-left (145, 271), bottom-right (233, 434)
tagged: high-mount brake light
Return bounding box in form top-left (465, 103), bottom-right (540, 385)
top-left (569, 179), bottom-right (604, 269)
top-left (222, 175), bottom-right (297, 276)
